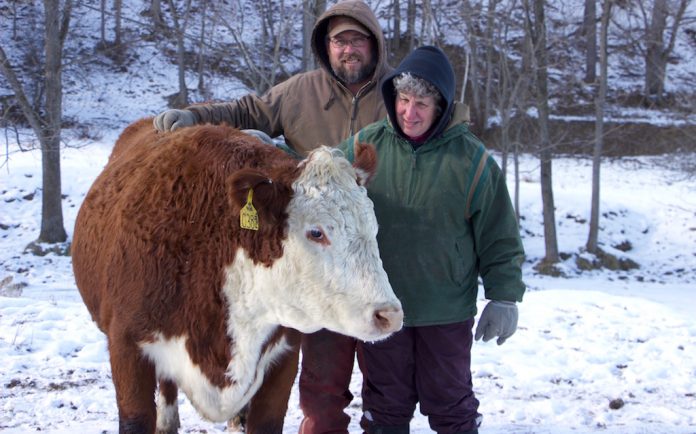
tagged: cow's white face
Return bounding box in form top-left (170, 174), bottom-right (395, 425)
top-left (268, 147), bottom-right (403, 341)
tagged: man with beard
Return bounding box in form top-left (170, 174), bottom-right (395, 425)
top-left (153, 0), bottom-right (390, 159)
top-left (153, 1), bottom-right (393, 433)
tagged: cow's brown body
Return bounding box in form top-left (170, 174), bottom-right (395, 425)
top-left (72, 118), bottom-right (406, 434)
top-left (73, 119), bottom-right (306, 433)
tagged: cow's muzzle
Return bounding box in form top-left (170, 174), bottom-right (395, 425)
top-left (372, 304), bottom-right (404, 335)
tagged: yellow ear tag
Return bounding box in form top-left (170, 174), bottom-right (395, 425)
top-left (240, 188), bottom-right (259, 231)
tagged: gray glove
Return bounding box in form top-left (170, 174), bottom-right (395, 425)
top-left (153, 109), bottom-right (197, 132)
top-left (474, 300), bottom-right (518, 345)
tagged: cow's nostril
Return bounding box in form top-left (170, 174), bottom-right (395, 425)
top-left (373, 308), bottom-right (404, 332)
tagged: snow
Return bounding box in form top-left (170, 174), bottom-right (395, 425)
top-left (1, 136), bottom-right (695, 433)
top-left (1, 0), bottom-right (696, 432)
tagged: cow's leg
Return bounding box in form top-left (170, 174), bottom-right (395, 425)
top-left (227, 407), bottom-right (247, 432)
top-left (156, 379), bottom-right (180, 434)
top-left (245, 337), bottom-right (301, 434)
top-left (109, 334), bottom-right (157, 434)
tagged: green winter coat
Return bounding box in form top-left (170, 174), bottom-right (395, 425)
top-left (340, 103), bottom-right (525, 327)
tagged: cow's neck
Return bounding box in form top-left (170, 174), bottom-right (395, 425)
top-left (222, 249), bottom-right (290, 388)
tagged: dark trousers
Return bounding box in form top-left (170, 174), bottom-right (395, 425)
top-left (359, 319), bottom-right (481, 434)
top-left (299, 329), bottom-right (358, 434)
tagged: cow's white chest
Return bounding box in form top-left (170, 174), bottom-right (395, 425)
top-left (140, 330), bottom-right (289, 422)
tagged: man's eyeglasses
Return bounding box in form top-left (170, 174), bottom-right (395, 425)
top-left (328, 36), bottom-right (371, 49)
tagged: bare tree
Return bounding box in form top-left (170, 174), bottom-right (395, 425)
top-left (492, 0), bottom-right (531, 193)
top-left (150, 0), bottom-right (164, 30)
top-left (212, 0), bottom-right (294, 94)
top-left (490, 1), bottom-right (532, 223)
top-left (392, 0), bottom-right (402, 54)
top-left (420, 0), bottom-right (436, 45)
top-left (302, 0), bottom-right (326, 71)
top-left (583, 0), bottom-right (597, 83)
top-left (586, 0), bottom-right (614, 254)
top-left (407, 0), bottom-right (417, 51)
top-left (481, 0), bottom-right (500, 135)
top-left (0, 0), bottom-right (73, 245)
top-left (644, 0), bottom-right (689, 104)
top-left (524, 0), bottom-right (560, 267)
top-left (114, 0), bottom-right (123, 46)
top-left (459, 0), bottom-right (484, 132)
top-left (100, 0), bottom-right (106, 45)
top-left (196, 0), bottom-right (209, 99)
top-left (166, 0), bottom-right (193, 108)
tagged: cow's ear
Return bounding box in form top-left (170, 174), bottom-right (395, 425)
top-left (353, 143), bottom-right (378, 186)
top-left (228, 169), bottom-right (292, 228)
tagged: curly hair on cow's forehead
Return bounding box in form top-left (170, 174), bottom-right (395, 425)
top-left (393, 72), bottom-right (442, 106)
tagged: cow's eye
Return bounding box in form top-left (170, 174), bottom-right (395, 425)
top-left (308, 228), bottom-right (324, 240)
top-left (306, 227), bottom-right (331, 245)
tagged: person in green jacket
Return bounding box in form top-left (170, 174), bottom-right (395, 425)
top-left (340, 45), bottom-right (525, 434)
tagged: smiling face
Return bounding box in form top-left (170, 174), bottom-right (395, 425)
top-left (327, 30), bottom-right (376, 93)
top-left (395, 91), bottom-right (438, 139)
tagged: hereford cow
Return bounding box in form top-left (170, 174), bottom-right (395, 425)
top-left (71, 118), bottom-right (403, 434)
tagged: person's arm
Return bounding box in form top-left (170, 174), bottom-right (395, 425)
top-left (470, 152), bottom-right (525, 303)
top-left (153, 80), bottom-right (290, 134)
top-left (468, 146), bottom-right (525, 345)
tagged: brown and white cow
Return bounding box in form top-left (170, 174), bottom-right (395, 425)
top-left (71, 118), bottom-right (403, 434)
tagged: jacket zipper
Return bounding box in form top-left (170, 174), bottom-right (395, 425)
top-left (349, 81), bottom-right (373, 137)
top-left (349, 96), bottom-right (358, 137)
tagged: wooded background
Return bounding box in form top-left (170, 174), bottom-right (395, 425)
top-left (1, 0), bottom-right (694, 271)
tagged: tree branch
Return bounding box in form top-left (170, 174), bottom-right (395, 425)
top-left (0, 44), bottom-right (44, 137)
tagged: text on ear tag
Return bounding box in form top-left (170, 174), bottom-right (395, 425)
top-left (240, 188), bottom-right (259, 231)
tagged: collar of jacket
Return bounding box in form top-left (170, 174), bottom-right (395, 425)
top-left (321, 69), bottom-right (381, 111)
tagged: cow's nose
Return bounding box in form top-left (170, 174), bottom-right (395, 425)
top-left (373, 306), bottom-right (404, 333)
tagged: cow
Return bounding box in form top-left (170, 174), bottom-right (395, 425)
top-left (71, 118), bottom-right (403, 434)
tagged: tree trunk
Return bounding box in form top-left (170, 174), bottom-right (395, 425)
top-left (461, 0), bottom-right (482, 133)
top-left (583, 0), bottom-right (596, 83)
top-left (167, 0), bottom-right (192, 107)
top-left (197, 0), bottom-right (207, 98)
top-left (100, 0), bottom-right (106, 44)
top-left (421, 0), bottom-right (434, 45)
top-left (644, 0), bottom-right (688, 105)
top-left (305, 0), bottom-right (325, 71)
top-left (40, 0), bottom-right (71, 243)
top-left (392, 0), bottom-right (401, 54)
top-left (151, 0), bottom-right (164, 30)
top-left (587, 0), bottom-right (613, 253)
top-left (645, 0), bottom-right (667, 102)
top-left (302, 0), bottom-right (315, 72)
top-left (407, 0), bottom-right (416, 51)
top-left (514, 141), bottom-right (521, 223)
top-left (114, 0), bottom-right (122, 46)
top-left (482, 0), bottom-right (499, 134)
top-left (527, 0), bottom-right (559, 265)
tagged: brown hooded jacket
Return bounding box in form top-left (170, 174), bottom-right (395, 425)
top-left (186, 0), bottom-right (391, 157)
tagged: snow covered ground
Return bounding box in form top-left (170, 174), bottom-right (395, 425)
top-left (1, 136), bottom-right (695, 433)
